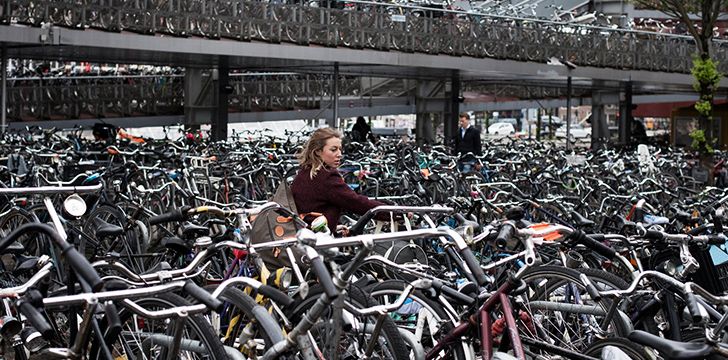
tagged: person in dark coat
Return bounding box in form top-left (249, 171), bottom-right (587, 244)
top-left (291, 127), bottom-right (387, 235)
top-left (351, 116), bottom-right (374, 143)
top-left (453, 112), bottom-right (482, 172)
top-left (631, 118), bottom-right (648, 145)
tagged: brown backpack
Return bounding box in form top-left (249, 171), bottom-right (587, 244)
top-left (250, 181), bottom-right (307, 269)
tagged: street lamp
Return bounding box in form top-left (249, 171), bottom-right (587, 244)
top-left (547, 57), bottom-right (577, 150)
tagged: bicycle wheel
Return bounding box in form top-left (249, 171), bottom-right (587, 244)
top-left (0, 206), bottom-right (53, 259)
top-left (288, 284), bottom-right (409, 360)
top-left (516, 265), bottom-right (631, 358)
top-left (366, 280), bottom-right (468, 360)
top-left (80, 204), bottom-right (145, 273)
top-left (101, 292), bottom-right (227, 360)
top-left (203, 284), bottom-right (285, 356)
top-left (584, 337), bottom-right (653, 360)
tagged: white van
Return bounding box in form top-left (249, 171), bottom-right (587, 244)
top-left (487, 123), bottom-right (515, 135)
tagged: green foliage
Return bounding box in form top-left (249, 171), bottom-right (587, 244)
top-left (695, 100), bottom-right (713, 116)
top-left (691, 56), bottom-right (722, 93)
top-left (690, 56), bottom-right (723, 118)
top-left (690, 129), bottom-right (714, 153)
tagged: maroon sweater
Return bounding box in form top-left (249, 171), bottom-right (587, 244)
top-left (291, 166), bottom-right (385, 234)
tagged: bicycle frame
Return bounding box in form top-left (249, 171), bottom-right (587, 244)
top-left (425, 276), bottom-right (526, 360)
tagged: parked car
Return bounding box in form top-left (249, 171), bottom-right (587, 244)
top-left (487, 122), bottom-right (515, 135)
top-left (555, 123), bottom-right (591, 139)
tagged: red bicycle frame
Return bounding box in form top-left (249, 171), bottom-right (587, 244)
top-left (425, 277), bottom-right (526, 360)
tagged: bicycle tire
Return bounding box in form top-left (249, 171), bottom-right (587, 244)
top-left (203, 284), bottom-right (285, 351)
top-left (517, 265), bottom-right (632, 356)
top-left (366, 280), bottom-right (468, 360)
top-left (80, 204), bottom-right (145, 273)
top-left (98, 292), bottom-right (228, 360)
top-left (288, 283), bottom-right (409, 360)
top-left (584, 337), bottom-right (653, 360)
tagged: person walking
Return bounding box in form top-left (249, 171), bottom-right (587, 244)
top-left (350, 116), bottom-right (374, 143)
top-left (453, 112), bottom-right (482, 172)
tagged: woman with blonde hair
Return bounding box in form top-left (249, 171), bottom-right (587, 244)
top-left (291, 127), bottom-right (385, 235)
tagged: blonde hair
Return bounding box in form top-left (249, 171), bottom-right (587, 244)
top-left (297, 128), bottom-right (342, 178)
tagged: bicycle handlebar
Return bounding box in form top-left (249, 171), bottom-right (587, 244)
top-left (639, 227), bottom-right (727, 246)
top-left (0, 183), bottom-right (103, 195)
top-left (348, 205), bottom-right (454, 236)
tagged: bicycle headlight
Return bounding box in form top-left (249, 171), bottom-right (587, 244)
top-left (275, 267), bottom-right (292, 290)
top-left (63, 194), bottom-right (87, 217)
top-left (656, 260), bottom-right (678, 277)
top-left (456, 225), bottom-right (474, 245)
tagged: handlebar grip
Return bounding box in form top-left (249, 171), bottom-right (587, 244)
top-left (435, 281), bottom-right (475, 306)
top-left (460, 248), bottom-right (488, 287)
top-left (707, 234), bottom-right (727, 245)
top-left (579, 234), bottom-right (616, 260)
top-left (184, 281), bottom-right (224, 313)
top-left (588, 234), bottom-right (606, 242)
top-left (62, 246), bottom-right (104, 292)
top-left (643, 229), bottom-right (664, 240)
top-left (495, 223), bottom-right (516, 247)
top-left (17, 300), bottom-right (54, 340)
top-left (148, 207), bottom-right (189, 226)
top-left (714, 217), bottom-right (723, 233)
top-left (310, 257), bottom-right (338, 299)
top-left (685, 292), bottom-right (703, 323)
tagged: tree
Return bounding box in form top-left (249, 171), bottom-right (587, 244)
top-left (633, 0), bottom-right (725, 152)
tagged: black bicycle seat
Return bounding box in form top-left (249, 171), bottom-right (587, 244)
top-left (93, 218), bottom-right (124, 239)
top-left (1, 241), bottom-right (25, 255)
top-left (628, 330), bottom-right (713, 360)
top-left (570, 211), bottom-right (595, 228)
top-left (13, 256), bottom-right (38, 274)
top-left (181, 223), bottom-right (208, 238)
top-left (161, 236), bottom-right (191, 255)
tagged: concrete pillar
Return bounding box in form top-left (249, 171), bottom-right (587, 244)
top-left (565, 75), bottom-right (573, 151)
top-left (591, 90), bottom-right (615, 151)
top-left (445, 71), bottom-right (460, 142)
top-left (619, 82), bottom-right (633, 145)
top-left (1, 46), bottom-right (6, 133)
top-left (328, 62), bottom-right (339, 128)
top-left (211, 56), bottom-right (229, 142)
top-left (184, 68), bottom-right (215, 130)
top-left (415, 80), bottom-right (440, 145)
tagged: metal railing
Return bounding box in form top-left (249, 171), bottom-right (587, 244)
top-left (4, 73), bottom-right (362, 121)
top-left (2, 0), bottom-right (726, 74)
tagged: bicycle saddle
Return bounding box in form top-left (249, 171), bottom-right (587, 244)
top-left (92, 218), bottom-right (124, 239)
top-left (13, 255), bottom-right (38, 274)
top-left (181, 222), bottom-right (209, 238)
top-left (570, 211), bottom-right (595, 228)
top-left (161, 236), bottom-right (191, 254)
top-left (628, 330), bottom-right (713, 360)
top-left (1, 241), bottom-right (25, 255)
